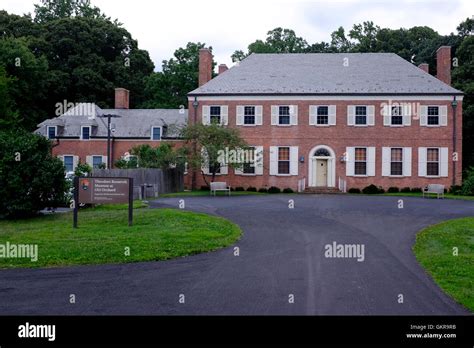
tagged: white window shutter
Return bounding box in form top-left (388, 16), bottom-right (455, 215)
top-left (418, 147), bottom-right (427, 177)
top-left (201, 148), bottom-right (209, 175)
top-left (403, 147), bottom-right (412, 177)
top-left (255, 146), bottom-right (264, 175)
top-left (86, 156), bottom-right (93, 167)
top-left (73, 156), bottom-right (79, 171)
top-left (420, 106), bottom-right (428, 126)
top-left (367, 147), bottom-right (376, 176)
top-left (329, 105), bottom-right (337, 125)
top-left (346, 147), bottom-right (355, 176)
top-left (309, 106), bottom-right (317, 125)
top-left (236, 106), bottom-right (244, 125)
top-left (255, 106), bottom-right (263, 125)
top-left (202, 106), bottom-right (210, 125)
top-left (102, 156), bottom-right (108, 168)
top-left (234, 166), bottom-right (243, 175)
top-left (439, 106), bottom-right (448, 126)
top-left (403, 104), bottom-right (411, 126)
top-left (347, 105), bottom-right (355, 126)
top-left (382, 105), bottom-right (391, 126)
top-left (221, 106), bottom-right (228, 125)
top-left (290, 146), bottom-right (299, 175)
top-left (367, 105), bottom-right (375, 126)
top-left (440, 147), bottom-right (449, 177)
top-left (290, 105), bottom-right (298, 125)
top-left (269, 146), bottom-right (278, 175)
top-left (381, 147), bottom-right (390, 177)
top-left (271, 106), bottom-right (279, 125)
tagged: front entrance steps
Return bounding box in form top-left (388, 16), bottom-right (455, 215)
top-left (303, 187), bottom-right (343, 194)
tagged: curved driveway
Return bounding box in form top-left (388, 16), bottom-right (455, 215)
top-left (0, 195), bottom-right (472, 315)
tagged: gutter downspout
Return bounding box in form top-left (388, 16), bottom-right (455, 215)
top-left (452, 96), bottom-right (457, 187)
top-left (192, 96), bottom-right (198, 190)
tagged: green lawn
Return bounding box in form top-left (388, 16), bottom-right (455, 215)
top-left (159, 190), bottom-right (267, 198)
top-left (383, 192), bottom-right (474, 201)
top-left (413, 217), bottom-right (474, 311)
top-left (0, 203), bottom-right (241, 269)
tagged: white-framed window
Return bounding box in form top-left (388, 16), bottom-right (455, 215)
top-left (93, 156), bottom-right (104, 168)
top-left (269, 146), bottom-right (298, 176)
top-left (418, 147), bottom-right (448, 177)
top-left (383, 103), bottom-right (411, 126)
top-left (391, 106), bottom-right (403, 125)
top-left (236, 105), bottom-right (262, 126)
top-left (271, 105), bottom-right (297, 126)
top-left (47, 126), bottom-right (57, 139)
top-left (151, 126), bottom-right (161, 140)
top-left (316, 106), bottom-right (329, 125)
top-left (310, 105), bottom-right (336, 126)
top-left (86, 155), bottom-right (107, 169)
top-left (81, 126), bottom-right (91, 140)
top-left (382, 147), bottom-right (412, 177)
top-left (347, 105), bottom-right (375, 126)
top-left (420, 105), bottom-right (447, 127)
top-left (61, 155), bottom-right (78, 173)
top-left (201, 148), bottom-right (228, 175)
top-left (345, 147), bottom-right (375, 177)
top-left (234, 146), bottom-right (264, 176)
top-left (202, 105), bottom-right (228, 125)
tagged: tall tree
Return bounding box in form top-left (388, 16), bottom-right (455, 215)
top-left (34, 0), bottom-right (106, 23)
top-left (142, 42), bottom-right (213, 109)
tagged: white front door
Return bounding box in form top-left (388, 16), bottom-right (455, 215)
top-left (315, 159), bottom-right (328, 187)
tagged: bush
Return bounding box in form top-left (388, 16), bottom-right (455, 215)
top-left (450, 185), bottom-right (462, 195)
top-left (258, 188), bottom-right (268, 193)
top-left (74, 162), bottom-right (92, 177)
top-left (246, 187), bottom-right (257, 192)
top-left (200, 185), bottom-right (210, 191)
top-left (362, 184), bottom-right (380, 194)
top-left (387, 187), bottom-right (399, 193)
top-left (461, 167), bottom-right (474, 195)
top-left (348, 188), bottom-right (361, 194)
top-left (400, 187), bottom-right (411, 193)
top-left (268, 186), bottom-right (281, 194)
top-left (411, 187), bottom-right (422, 193)
top-left (0, 131), bottom-right (68, 219)
top-left (378, 187), bottom-right (385, 193)
top-left (235, 186), bottom-right (245, 191)
top-left (282, 188), bottom-right (294, 193)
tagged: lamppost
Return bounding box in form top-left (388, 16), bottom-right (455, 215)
top-left (451, 97), bottom-right (458, 187)
top-left (98, 114), bottom-right (121, 169)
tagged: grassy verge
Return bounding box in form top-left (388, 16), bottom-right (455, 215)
top-left (413, 217), bottom-right (474, 311)
top-left (159, 190), bottom-right (267, 198)
top-left (0, 203), bottom-right (241, 269)
top-left (346, 192), bottom-right (474, 201)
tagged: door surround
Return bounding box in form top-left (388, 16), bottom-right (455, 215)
top-left (308, 145), bottom-right (336, 187)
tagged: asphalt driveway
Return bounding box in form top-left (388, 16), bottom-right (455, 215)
top-left (0, 195), bottom-right (472, 315)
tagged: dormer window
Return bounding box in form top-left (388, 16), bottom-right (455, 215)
top-left (81, 126), bottom-right (91, 140)
top-left (151, 127), bottom-right (161, 140)
top-left (48, 126), bottom-right (57, 139)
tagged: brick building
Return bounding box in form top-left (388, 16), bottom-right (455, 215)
top-left (187, 46), bottom-right (463, 192)
top-left (36, 88), bottom-right (187, 172)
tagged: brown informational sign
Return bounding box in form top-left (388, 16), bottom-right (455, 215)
top-left (78, 178), bottom-right (130, 204)
top-left (73, 177), bottom-right (133, 228)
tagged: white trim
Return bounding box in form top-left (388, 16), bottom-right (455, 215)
top-left (189, 95), bottom-right (463, 101)
top-left (150, 126), bottom-right (162, 140)
top-left (81, 126), bottom-right (91, 140)
top-left (308, 145), bottom-right (336, 187)
top-left (47, 126), bottom-right (57, 139)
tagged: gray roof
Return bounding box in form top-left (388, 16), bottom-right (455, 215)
top-left (189, 53), bottom-right (463, 95)
top-left (36, 104), bottom-right (187, 138)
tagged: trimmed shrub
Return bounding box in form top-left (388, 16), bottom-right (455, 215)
top-left (362, 184), bottom-right (380, 194)
top-left (200, 185), bottom-right (210, 191)
top-left (235, 187), bottom-right (245, 191)
top-left (449, 185), bottom-right (462, 195)
top-left (282, 188), bottom-right (294, 193)
top-left (400, 187), bottom-right (411, 193)
top-left (348, 188), bottom-right (361, 194)
top-left (378, 187), bottom-right (385, 194)
top-left (411, 187), bottom-right (422, 193)
top-left (387, 187), bottom-right (399, 193)
top-left (258, 188), bottom-right (268, 193)
top-left (461, 166), bottom-right (474, 196)
top-left (268, 186), bottom-right (281, 194)
top-left (246, 186), bottom-right (257, 192)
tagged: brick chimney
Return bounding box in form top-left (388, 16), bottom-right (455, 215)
top-left (199, 48), bottom-right (213, 86)
top-left (218, 64), bottom-right (228, 75)
top-left (436, 46), bottom-right (451, 85)
top-left (115, 88), bottom-right (129, 109)
top-left (418, 63), bottom-right (429, 74)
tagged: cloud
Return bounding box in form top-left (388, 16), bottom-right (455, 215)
top-left (3, 0), bottom-right (473, 71)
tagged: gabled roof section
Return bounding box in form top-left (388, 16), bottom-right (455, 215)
top-left (189, 53), bottom-right (463, 96)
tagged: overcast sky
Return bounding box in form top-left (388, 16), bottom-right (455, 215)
top-left (3, 0), bottom-right (473, 71)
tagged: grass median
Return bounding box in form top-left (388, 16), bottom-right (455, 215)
top-left (413, 217), bottom-right (474, 311)
top-left (0, 202), bottom-right (241, 269)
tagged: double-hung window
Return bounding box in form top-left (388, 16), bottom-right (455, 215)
top-left (151, 126), bottom-right (161, 140)
top-left (316, 106), bottom-right (329, 125)
top-left (427, 148), bottom-right (439, 176)
top-left (278, 147), bottom-right (290, 174)
top-left (355, 106), bottom-right (367, 125)
top-left (210, 106), bottom-right (221, 124)
top-left (244, 106), bottom-right (256, 125)
top-left (48, 126), bottom-right (56, 139)
top-left (427, 106), bottom-right (439, 125)
top-left (63, 156), bottom-right (74, 172)
top-left (81, 126), bottom-right (91, 140)
top-left (279, 106), bottom-right (290, 125)
top-left (354, 148), bottom-right (367, 175)
top-left (391, 106), bottom-right (403, 125)
top-left (390, 148), bottom-right (403, 176)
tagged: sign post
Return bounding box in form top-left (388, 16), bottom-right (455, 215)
top-left (73, 177), bottom-right (133, 228)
